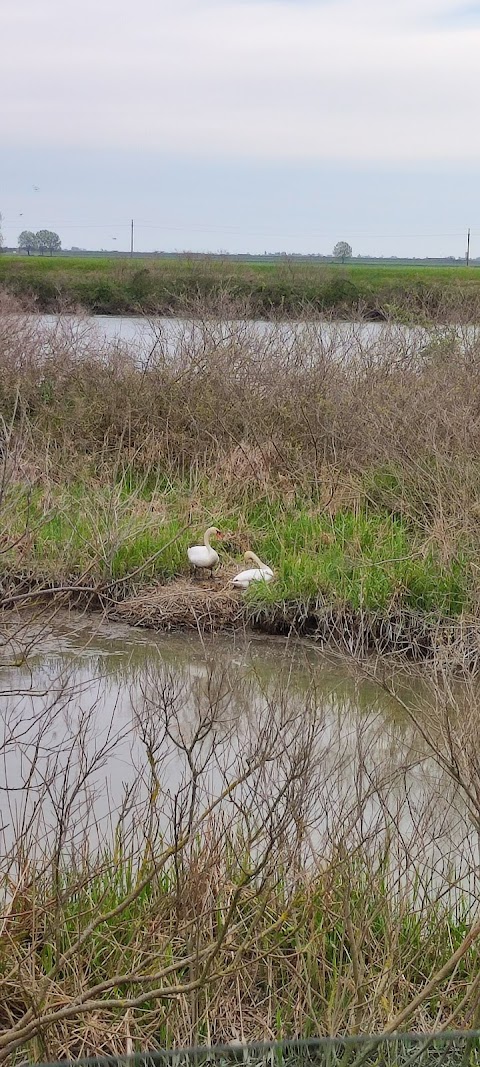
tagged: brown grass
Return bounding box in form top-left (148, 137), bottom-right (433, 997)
top-left (1, 293), bottom-right (480, 629)
top-left (1, 291), bottom-right (479, 484)
top-left (109, 574), bottom-right (244, 631)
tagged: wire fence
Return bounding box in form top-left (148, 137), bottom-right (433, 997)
top-left (30, 1032), bottom-right (480, 1067)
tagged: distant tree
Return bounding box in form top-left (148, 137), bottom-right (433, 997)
top-left (333, 241), bottom-right (353, 263)
top-left (36, 229), bottom-right (61, 256)
top-left (18, 230), bottom-right (39, 256)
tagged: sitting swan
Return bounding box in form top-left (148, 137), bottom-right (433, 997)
top-left (231, 551), bottom-right (274, 589)
top-left (187, 527), bottom-right (222, 577)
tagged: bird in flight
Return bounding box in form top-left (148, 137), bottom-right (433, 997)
top-left (33, 185), bottom-right (40, 192)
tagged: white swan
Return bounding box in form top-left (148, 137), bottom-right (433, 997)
top-left (231, 551), bottom-right (274, 589)
top-left (187, 527), bottom-right (222, 577)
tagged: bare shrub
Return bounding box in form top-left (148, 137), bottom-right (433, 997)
top-left (0, 635), bottom-right (480, 1058)
top-left (1, 296), bottom-right (479, 487)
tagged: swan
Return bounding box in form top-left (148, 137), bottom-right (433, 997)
top-left (187, 527), bottom-right (222, 577)
top-left (231, 551), bottom-right (274, 589)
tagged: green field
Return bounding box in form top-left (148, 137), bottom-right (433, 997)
top-left (1, 253), bottom-right (480, 315)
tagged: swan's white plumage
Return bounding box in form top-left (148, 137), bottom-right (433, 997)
top-left (231, 552), bottom-right (274, 589)
top-left (187, 527), bottom-right (221, 573)
top-left (187, 545), bottom-right (219, 568)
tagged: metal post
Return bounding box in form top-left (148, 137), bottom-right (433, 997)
top-left (466, 227), bottom-right (470, 267)
top-left (130, 219), bottom-right (134, 258)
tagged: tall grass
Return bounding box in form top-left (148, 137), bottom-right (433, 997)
top-left (2, 839), bottom-right (477, 1052)
top-left (1, 294), bottom-right (480, 626)
top-left (5, 485), bottom-right (468, 616)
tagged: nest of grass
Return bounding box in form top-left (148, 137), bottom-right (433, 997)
top-left (107, 573), bottom-right (245, 632)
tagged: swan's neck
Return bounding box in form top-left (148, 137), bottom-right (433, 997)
top-left (248, 552), bottom-right (264, 569)
top-left (204, 528), bottom-right (215, 549)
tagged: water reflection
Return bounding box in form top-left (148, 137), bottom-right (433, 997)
top-left (0, 612), bottom-right (477, 902)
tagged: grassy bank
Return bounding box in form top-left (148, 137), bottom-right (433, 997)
top-left (5, 474), bottom-right (474, 657)
top-left (2, 254), bottom-right (480, 317)
top-left (7, 480), bottom-right (470, 618)
top-left (1, 294), bottom-right (480, 650)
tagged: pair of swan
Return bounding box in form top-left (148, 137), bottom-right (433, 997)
top-left (187, 527), bottom-right (274, 588)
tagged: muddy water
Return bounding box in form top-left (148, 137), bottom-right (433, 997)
top-left (0, 612), bottom-right (477, 896)
top-left (27, 312), bottom-right (437, 362)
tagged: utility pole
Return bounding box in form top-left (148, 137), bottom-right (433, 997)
top-left (466, 227), bottom-right (471, 267)
top-left (130, 218), bottom-right (134, 258)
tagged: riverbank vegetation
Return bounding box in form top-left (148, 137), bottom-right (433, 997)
top-left (1, 254), bottom-right (480, 317)
top-left (2, 636), bottom-right (480, 1062)
top-left (1, 293), bottom-right (480, 651)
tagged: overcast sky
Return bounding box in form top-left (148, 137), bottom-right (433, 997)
top-left (1, 0), bottom-right (480, 256)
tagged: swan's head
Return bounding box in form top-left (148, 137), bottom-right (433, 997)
top-left (206, 526), bottom-right (223, 539)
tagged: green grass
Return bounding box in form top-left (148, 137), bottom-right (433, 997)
top-left (2, 839), bottom-right (478, 1057)
top-left (1, 254), bottom-right (478, 282)
top-left (252, 511), bottom-right (467, 616)
top-left (7, 481), bottom-right (471, 617)
top-left (2, 254), bottom-right (480, 315)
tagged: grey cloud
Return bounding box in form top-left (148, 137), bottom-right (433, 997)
top-left (1, 0), bottom-right (479, 163)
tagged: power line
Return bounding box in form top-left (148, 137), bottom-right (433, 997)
top-left (3, 218), bottom-right (478, 240)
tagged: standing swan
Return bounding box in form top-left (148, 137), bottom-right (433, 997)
top-left (187, 527), bottom-right (222, 578)
top-left (231, 551), bottom-right (274, 589)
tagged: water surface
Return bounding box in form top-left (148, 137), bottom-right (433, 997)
top-left (0, 611), bottom-right (477, 900)
top-left (20, 312), bottom-right (439, 362)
